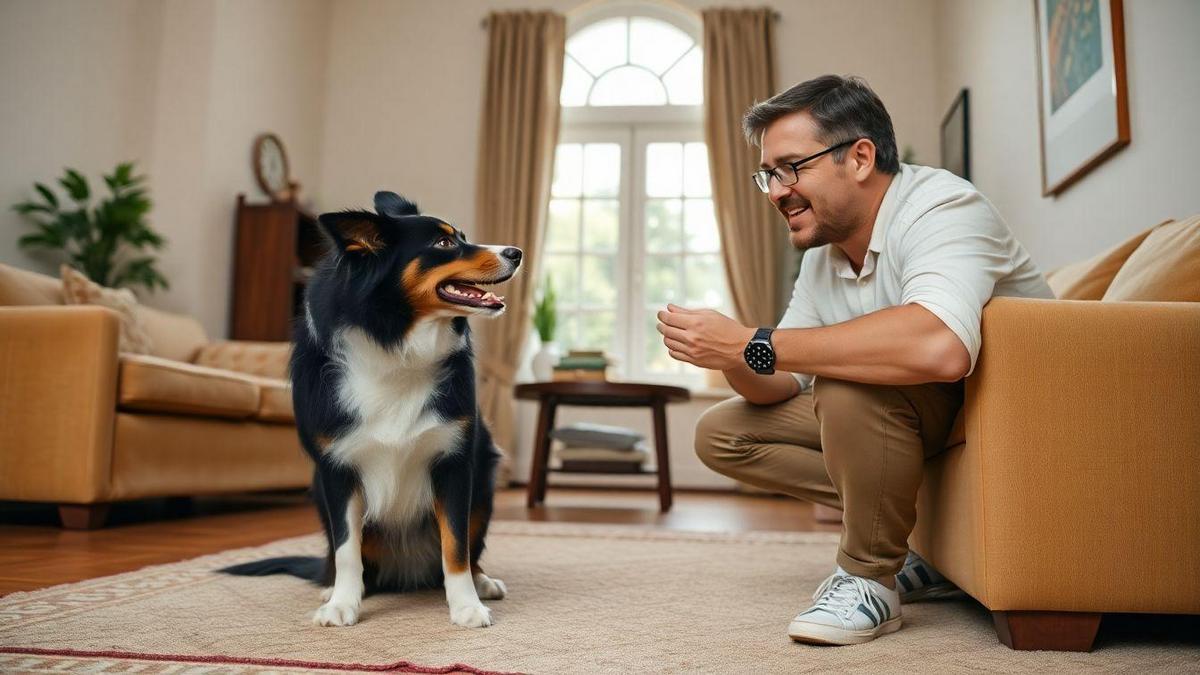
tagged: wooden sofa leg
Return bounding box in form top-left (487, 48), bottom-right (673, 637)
top-left (992, 610), bottom-right (1102, 651)
top-left (59, 504), bottom-right (110, 529)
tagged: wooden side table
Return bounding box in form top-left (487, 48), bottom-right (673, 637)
top-left (514, 381), bottom-right (691, 512)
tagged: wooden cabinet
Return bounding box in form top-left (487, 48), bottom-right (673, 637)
top-left (229, 194), bottom-right (325, 340)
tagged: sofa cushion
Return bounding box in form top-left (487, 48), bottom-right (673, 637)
top-left (253, 377), bottom-right (294, 423)
top-left (118, 354), bottom-right (259, 419)
top-left (1045, 221), bottom-right (1164, 300)
top-left (61, 265), bottom-right (153, 354)
top-left (0, 263), bottom-right (63, 306)
top-left (195, 341), bottom-right (291, 379)
top-left (137, 305), bottom-right (209, 362)
top-left (1103, 215), bottom-right (1200, 302)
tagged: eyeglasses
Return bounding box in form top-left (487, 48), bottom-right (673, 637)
top-left (751, 139), bottom-right (859, 193)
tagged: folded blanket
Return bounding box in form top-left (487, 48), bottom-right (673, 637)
top-left (549, 422), bottom-right (645, 449)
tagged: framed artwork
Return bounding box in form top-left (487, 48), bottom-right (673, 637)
top-left (1034, 0), bottom-right (1130, 196)
top-left (940, 88), bottom-right (970, 181)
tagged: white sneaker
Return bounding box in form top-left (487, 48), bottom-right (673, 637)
top-left (788, 567), bottom-right (902, 645)
top-left (896, 550), bottom-right (960, 603)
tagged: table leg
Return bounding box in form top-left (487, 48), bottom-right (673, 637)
top-left (526, 396), bottom-right (558, 508)
top-left (651, 398), bottom-right (673, 512)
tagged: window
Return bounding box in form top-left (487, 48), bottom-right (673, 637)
top-left (538, 8), bottom-right (731, 386)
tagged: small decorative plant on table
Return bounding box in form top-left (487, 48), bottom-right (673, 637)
top-left (531, 275), bottom-right (560, 381)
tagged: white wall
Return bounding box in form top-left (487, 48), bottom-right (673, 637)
top-left (0, 0), bottom-right (331, 337)
top-left (934, 0), bottom-right (1200, 270)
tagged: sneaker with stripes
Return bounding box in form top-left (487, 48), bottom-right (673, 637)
top-left (896, 550), bottom-right (960, 603)
top-left (787, 567), bottom-right (902, 645)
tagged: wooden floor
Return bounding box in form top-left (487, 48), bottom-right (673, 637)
top-left (0, 487), bottom-right (837, 595)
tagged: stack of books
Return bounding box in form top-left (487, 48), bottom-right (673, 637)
top-left (551, 350), bottom-right (611, 382)
top-left (550, 422), bottom-right (648, 473)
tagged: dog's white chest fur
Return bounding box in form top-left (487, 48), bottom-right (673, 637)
top-left (327, 323), bottom-right (465, 525)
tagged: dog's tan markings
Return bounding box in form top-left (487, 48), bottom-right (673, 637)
top-left (434, 499), bottom-right (469, 574)
top-left (314, 434), bottom-right (334, 452)
top-left (438, 223), bottom-right (455, 235)
top-left (360, 528), bottom-right (383, 565)
top-left (339, 219), bottom-right (384, 254)
top-left (468, 507), bottom-right (488, 575)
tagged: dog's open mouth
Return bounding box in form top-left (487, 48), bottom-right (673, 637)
top-left (437, 280), bottom-right (506, 310)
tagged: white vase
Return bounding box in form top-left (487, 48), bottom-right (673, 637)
top-left (531, 339), bottom-right (561, 382)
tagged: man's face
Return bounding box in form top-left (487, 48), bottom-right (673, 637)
top-left (759, 111), bottom-right (857, 249)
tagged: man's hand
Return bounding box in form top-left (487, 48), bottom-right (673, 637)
top-left (656, 304), bottom-right (755, 371)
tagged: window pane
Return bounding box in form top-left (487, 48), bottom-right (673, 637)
top-left (644, 310), bottom-right (681, 373)
top-left (577, 311), bottom-right (616, 352)
top-left (644, 198), bottom-right (682, 253)
top-left (589, 66), bottom-right (668, 106)
top-left (551, 144), bottom-right (582, 197)
top-left (582, 143), bottom-right (620, 197)
top-left (683, 142), bottom-right (711, 197)
top-left (579, 254), bottom-right (616, 307)
top-left (545, 199), bottom-right (580, 253)
top-left (684, 199), bottom-right (720, 253)
top-left (663, 46), bottom-right (702, 105)
top-left (544, 254), bottom-right (579, 308)
top-left (685, 254), bottom-right (729, 308)
top-left (644, 254), bottom-right (681, 305)
top-left (554, 313), bottom-right (577, 353)
top-left (582, 199), bottom-right (618, 252)
top-left (566, 18), bottom-right (628, 76)
top-left (645, 143), bottom-right (683, 197)
top-left (560, 56), bottom-right (593, 107)
top-left (629, 17), bottom-right (694, 76)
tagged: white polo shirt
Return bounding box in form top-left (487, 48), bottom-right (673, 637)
top-left (777, 163), bottom-right (1053, 389)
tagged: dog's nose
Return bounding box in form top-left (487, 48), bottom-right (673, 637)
top-left (501, 247), bottom-right (523, 263)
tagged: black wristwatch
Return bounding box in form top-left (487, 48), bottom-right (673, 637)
top-left (743, 327), bottom-right (776, 375)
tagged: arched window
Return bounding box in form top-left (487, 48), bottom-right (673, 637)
top-left (539, 4), bottom-right (730, 385)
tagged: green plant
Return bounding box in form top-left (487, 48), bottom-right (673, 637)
top-left (532, 275), bottom-right (558, 342)
top-left (14, 162), bottom-right (168, 292)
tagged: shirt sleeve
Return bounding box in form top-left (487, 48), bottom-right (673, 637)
top-left (776, 252), bottom-right (822, 390)
top-left (898, 191), bottom-right (1017, 376)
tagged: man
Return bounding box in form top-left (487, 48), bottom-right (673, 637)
top-left (656, 75), bottom-right (1053, 646)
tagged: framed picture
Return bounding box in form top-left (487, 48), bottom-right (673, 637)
top-left (1034, 0), bottom-right (1129, 196)
top-left (940, 88), bottom-right (970, 181)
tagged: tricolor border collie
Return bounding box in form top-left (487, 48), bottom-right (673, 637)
top-left (222, 191), bottom-right (521, 629)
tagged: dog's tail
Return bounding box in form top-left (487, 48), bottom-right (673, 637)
top-left (218, 556), bottom-right (323, 581)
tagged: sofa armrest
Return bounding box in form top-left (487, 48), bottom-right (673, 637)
top-left (193, 340), bottom-right (291, 380)
top-left (962, 297), bottom-right (1200, 612)
top-left (0, 306), bottom-right (121, 503)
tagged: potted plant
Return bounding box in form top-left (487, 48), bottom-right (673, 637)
top-left (530, 275), bottom-right (560, 381)
top-left (13, 162), bottom-right (168, 293)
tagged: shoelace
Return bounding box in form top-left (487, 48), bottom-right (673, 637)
top-left (807, 574), bottom-right (875, 618)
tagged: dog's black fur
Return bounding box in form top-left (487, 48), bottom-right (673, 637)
top-left (221, 191), bottom-right (521, 627)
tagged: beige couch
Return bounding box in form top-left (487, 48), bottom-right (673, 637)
top-left (910, 215), bottom-right (1200, 651)
top-left (0, 263), bottom-right (312, 528)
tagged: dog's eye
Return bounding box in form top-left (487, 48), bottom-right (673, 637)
top-left (434, 236), bottom-right (456, 249)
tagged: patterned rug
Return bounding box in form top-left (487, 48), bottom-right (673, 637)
top-left (1, 521), bottom-right (1196, 674)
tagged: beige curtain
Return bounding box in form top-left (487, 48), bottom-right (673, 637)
top-left (474, 11), bottom-right (565, 484)
top-left (703, 8), bottom-right (785, 327)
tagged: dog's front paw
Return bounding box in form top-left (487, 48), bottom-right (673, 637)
top-left (450, 603), bottom-right (493, 628)
top-left (312, 601), bottom-right (360, 627)
top-left (319, 586), bottom-right (334, 602)
top-left (474, 574), bottom-right (507, 600)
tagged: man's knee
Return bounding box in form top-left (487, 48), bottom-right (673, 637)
top-left (693, 398), bottom-right (749, 469)
top-left (811, 377), bottom-right (890, 421)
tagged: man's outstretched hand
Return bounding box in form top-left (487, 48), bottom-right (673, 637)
top-left (656, 304), bottom-right (755, 371)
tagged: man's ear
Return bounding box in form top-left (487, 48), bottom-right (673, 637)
top-left (318, 211), bottom-right (385, 254)
top-left (374, 191), bottom-right (420, 219)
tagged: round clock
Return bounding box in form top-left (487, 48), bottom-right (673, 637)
top-left (253, 133), bottom-right (292, 201)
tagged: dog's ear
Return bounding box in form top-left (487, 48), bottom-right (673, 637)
top-left (374, 191), bottom-right (420, 219)
top-left (318, 211), bottom-right (386, 254)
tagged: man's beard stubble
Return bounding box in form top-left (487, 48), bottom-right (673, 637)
top-left (778, 193), bottom-right (854, 250)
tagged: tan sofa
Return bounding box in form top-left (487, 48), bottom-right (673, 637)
top-left (910, 215), bottom-right (1200, 651)
top-left (0, 263), bottom-right (312, 528)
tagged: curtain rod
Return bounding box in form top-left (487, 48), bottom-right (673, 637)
top-left (480, 9), bottom-right (781, 28)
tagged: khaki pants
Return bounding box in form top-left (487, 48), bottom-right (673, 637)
top-left (694, 377), bottom-right (963, 579)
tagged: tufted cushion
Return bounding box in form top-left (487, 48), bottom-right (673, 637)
top-left (118, 354), bottom-right (259, 419)
top-left (1103, 215), bottom-right (1200, 303)
top-left (61, 265), bottom-right (153, 354)
top-left (194, 341), bottom-right (291, 380)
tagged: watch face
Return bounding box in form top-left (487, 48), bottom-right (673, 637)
top-left (744, 342), bottom-right (775, 371)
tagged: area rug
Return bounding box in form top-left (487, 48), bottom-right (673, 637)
top-left (1, 521), bottom-right (1196, 674)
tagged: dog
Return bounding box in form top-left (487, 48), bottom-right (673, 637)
top-left (221, 191), bottom-right (521, 629)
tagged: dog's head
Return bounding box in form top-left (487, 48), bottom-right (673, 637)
top-left (305, 191), bottom-right (522, 343)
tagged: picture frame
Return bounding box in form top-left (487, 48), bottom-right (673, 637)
top-left (940, 88), bottom-right (970, 182)
top-left (1034, 0), bottom-right (1130, 196)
